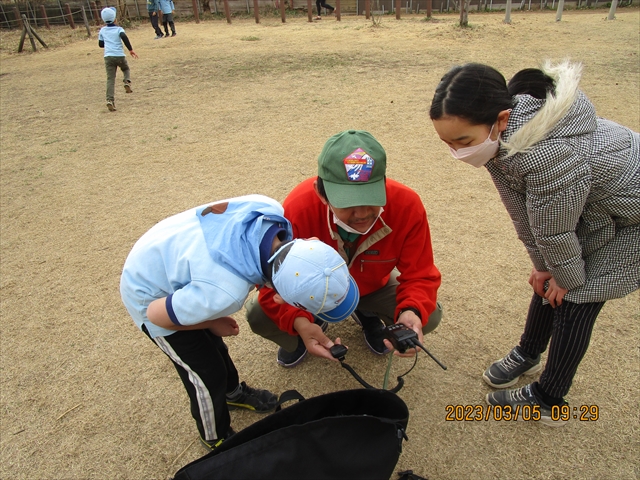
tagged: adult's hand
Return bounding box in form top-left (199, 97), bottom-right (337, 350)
top-left (383, 310), bottom-right (423, 358)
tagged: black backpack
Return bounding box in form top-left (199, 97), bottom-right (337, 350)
top-left (172, 388), bottom-right (410, 480)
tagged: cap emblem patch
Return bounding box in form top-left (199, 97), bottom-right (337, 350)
top-left (343, 148), bottom-right (375, 183)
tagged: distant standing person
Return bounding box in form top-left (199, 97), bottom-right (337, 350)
top-left (158, 0), bottom-right (176, 37)
top-left (315, 0), bottom-right (335, 19)
top-left (147, 0), bottom-right (164, 39)
top-left (98, 7), bottom-right (138, 112)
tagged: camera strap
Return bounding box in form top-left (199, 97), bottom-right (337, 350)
top-left (335, 355), bottom-right (406, 393)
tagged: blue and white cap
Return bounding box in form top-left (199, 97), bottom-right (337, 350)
top-left (271, 239), bottom-right (359, 323)
top-left (101, 7), bottom-right (116, 23)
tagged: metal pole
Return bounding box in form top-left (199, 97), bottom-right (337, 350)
top-left (0, 3), bottom-right (11, 29)
top-left (58, 0), bottom-right (67, 25)
top-left (607, 0), bottom-right (618, 19)
top-left (555, 0), bottom-right (564, 20)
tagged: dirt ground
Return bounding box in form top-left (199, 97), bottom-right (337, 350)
top-left (1, 7), bottom-right (639, 480)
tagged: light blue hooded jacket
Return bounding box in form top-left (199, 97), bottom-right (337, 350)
top-left (120, 195), bottom-right (292, 338)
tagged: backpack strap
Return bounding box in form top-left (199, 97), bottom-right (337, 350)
top-left (397, 470), bottom-right (428, 480)
top-left (274, 389), bottom-right (306, 411)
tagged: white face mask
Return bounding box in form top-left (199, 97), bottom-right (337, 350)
top-left (332, 207), bottom-right (384, 235)
top-left (449, 124), bottom-right (500, 168)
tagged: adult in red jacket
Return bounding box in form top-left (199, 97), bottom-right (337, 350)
top-left (246, 130), bottom-right (443, 367)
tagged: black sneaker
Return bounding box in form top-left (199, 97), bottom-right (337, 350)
top-left (486, 383), bottom-right (567, 427)
top-left (171, 32), bottom-right (177, 37)
top-left (226, 382), bottom-right (277, 413)
top-left (483, 346), bottom-right (542, 388)
top-left (276, 320), bottom-right (328, 368)
top-left (199, 427), bottom-right (236, 451)
top-left (352, 310), bottom-right (389, 355)
top-left (277, 336), bottom-right (307, 368)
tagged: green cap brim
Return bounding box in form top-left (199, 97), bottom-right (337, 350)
top-left (323, 177), bottom-right (386, 208)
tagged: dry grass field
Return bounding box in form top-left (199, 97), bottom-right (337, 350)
top-left (1, 7), bottom-right (639, 480)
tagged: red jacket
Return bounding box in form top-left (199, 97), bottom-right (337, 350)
top-left (258, 177), bottom-right (441, 335)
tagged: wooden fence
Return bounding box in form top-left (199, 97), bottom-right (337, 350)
top-left (0, 0), bottom-right (633, 29)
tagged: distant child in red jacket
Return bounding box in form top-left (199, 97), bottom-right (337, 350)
top-left (246, 129), bottom-right (443, 367)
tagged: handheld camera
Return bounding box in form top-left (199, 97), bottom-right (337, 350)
top-left (383, 324), bottom-right (447, 370)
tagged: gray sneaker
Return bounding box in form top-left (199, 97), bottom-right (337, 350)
top-left (483, 346), bottom-right (542, 388)
top-left (486, 383), bottom-right (567, 427)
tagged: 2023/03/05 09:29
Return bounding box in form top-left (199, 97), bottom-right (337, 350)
top-left (444, 404), bottom-right (600, 422)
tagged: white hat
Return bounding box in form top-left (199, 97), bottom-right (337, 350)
top-left (271, 239), bottom-right (359, 323)
top-left (101, 7), bottom-right (116, 23)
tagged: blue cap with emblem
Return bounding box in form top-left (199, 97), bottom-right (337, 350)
top-left (270, 239), bottom-right (359, 323)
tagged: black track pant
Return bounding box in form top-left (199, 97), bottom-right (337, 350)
top-left (143, 326), bottom-right (239, 442)
top-left (316, 0), bottom-right (334, 15)
top-left (519, 293), bottom-right (604, 399)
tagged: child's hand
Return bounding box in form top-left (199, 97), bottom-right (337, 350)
top-left (208, 316), bottom-right (240, 337)
top-left (130, 50), bottom-right (139, 59)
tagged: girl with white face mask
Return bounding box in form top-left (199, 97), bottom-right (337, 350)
top-left (429, 61), bottom-right (640, 426)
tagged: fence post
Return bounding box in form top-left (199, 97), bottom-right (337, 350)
top-left (280, 0), bottom-right (286, 22)
top-left (39, 5), bottom-right (50, 29)
top-left (254, 0), bottom-right (261, 22)
top-left (90, 1), bottom-right (100, 24)
top-left (21, 14), bottom-right (37, 51)
top-left (81, 6), bottom-right (91, 36)
top-left (13, 7), bottom-right (23, 28)
top-left (191, 0), bottom-right (200, 22)
top-left (335, 0), bottom-right (340, 19)
top-left (365, 0), bottom-right (370, 17)
top-left (307, 0), bottom-right (313, 20)
top-left (222, 0), bottom-right (232, 22)
top-left (396, 0), bottom-right (401, 17)
top-left (64, 3), bottom-right (76, 28)
top-left (426, 0), bottom-right (432, 16)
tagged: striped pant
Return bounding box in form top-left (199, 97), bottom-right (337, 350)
top-left (519, 293), bottom-right (604, 399)
top-left (143, 326), bottom-right (237, 442)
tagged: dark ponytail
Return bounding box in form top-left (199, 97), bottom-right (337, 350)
top-left (507, 68), bottom-right (556, 99)
top-left (429, 63), bottom-right (513, 126)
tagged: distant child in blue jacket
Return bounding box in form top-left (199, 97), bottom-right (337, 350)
top-left (158, 0), bottom-right (176, 37)
top-left (146, 0), bottom-right (164, 39)
top-left (98, 7), bottom-right (138, 112)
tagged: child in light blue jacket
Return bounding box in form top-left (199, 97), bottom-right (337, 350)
top-left (97, 7), bottom-right (138, 111)
top-left (120, 194), bottom-right (359, 451)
